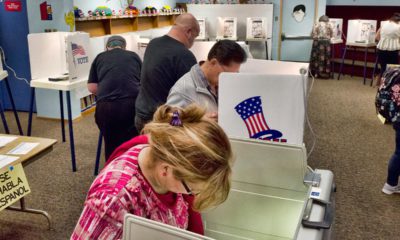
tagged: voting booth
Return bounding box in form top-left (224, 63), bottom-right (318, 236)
top-left (196, 18), bottom-right (208, 40)
top-left (246, 17), bottom-right (267, 40)
top-left (217, 17), bottom-right (238, 40)
top-left (28, 32), bottom-right (91, 81)
top-left (329, 18), bottom-right (343, 44)
top-left (122, 138), bottom-right (335, 240)
top-left (347, 19), bottom-right (377, 44)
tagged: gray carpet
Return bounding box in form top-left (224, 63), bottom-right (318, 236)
top-left (0, 75), bottom-right (399, 240)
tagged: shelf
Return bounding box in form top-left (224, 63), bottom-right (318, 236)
top-left (75, 14), bottom-right (179, 37)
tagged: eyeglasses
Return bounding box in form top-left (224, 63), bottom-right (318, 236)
top-left (181, 180), bottom-right (193, 195)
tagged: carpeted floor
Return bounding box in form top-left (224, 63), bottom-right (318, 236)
top-left (0, 75), bottom-right (398, 240)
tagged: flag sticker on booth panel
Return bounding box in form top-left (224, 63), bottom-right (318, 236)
top-left (234, 96), bottom-right (287, 142)
top-left (71, 43), bottom-right (86, 56)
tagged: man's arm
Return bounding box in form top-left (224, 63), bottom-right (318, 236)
top-left (87, 83), bottom-right (98, 95)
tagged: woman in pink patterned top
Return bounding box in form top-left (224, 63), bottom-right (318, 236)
top-left (71, 104), bottom-right (233, 240)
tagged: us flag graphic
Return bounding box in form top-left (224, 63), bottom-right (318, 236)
top-left (71, 43), bottom-right (86, 56)
top-left (234, 96), bottom-right (286, 142)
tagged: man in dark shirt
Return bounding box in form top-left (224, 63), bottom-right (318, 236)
top-left (88, 35), bottom-right (142, 160)
top-left (135, 13), bottom-right (199, 132)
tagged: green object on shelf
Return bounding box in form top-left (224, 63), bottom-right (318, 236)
top-left (94, 6), bottom-right (112, 16)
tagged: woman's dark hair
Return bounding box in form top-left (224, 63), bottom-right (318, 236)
top-left (207, 40), bottom-right (247, 66)
top-left (293, 4), bottom-right (306, 13)
top-left (390, 12), bottom-right (400, 23)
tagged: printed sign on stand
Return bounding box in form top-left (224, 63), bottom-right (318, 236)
top-left (196, 18), bottom-right (207, 40)
top-left (66, 33), bottom-right (91, 81)
top-left (0, 163), bottom-right (31, 211)
top-left (217, 17), bottom-right (237, 40)
top-left (329, 18), bottom-right (343, 44)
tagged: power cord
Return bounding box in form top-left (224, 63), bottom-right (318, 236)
top-left (0, 46), bottom-right (30, 86)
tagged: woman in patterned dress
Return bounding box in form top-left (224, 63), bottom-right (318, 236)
top-left (71, 104), bottom-right (233, 240)
top-left (310, 15), bottom-right (333, 79)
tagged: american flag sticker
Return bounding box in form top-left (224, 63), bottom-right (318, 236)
top-left (71, 43), bottom-right (86, 56)
top-left (234, 96), bottom-right (287, 142)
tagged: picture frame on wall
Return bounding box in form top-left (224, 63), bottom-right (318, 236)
top-left (246, 17), bottom-right (267, 40)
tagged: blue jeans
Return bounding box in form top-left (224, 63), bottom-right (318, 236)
top-left (387, 126), bottom-right (400, 186)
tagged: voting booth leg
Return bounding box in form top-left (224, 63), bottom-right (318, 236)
top-left (371, 55), bottom-right (379, 87)
top-left (0, 99), bottom-right (10, 134)
top-left (330, 45), bottom-right (335, 79)
top-left (265, 41), bottom-right (269, 60)
top-left (94, 131), bottom-right (103, 176)
top-left (4, 77), bottom-right (23, 135)
top-left (363, 47), bottom-right (368, 85)
top-left (351, 48), bottom-right (356, 78)
top-left (337, 46), bottom-right (347, 80)
top-left (59, 91), bottom-right (66, 142)
top-left (66, 92), bottom-right (77, 172)
top-left (7, 197), bottom-right (52, 230)
top-left (27, 88), bottom-right (35, 136)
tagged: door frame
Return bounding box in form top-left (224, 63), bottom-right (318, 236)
top-left (278, 0), bottom-right (319, 60)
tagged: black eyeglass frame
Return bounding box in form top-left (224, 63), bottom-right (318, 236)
top-left (181, 180), bottom-right (193, 195)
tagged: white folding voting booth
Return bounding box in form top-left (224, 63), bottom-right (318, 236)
top-left (217, 17), bottom-right (238, 40)
top-left (122, 138), bottom-right (335, 240)
top-left (187, 4), bottom-right (273, 59)
top-left (329, 18), bottom-right (343, 44)
top-left (246, 17), bottom-right (267, 40)
top-left (196, 18), bottom-right (208, 40)
top-left (347, 19), bottom-right (377, 44)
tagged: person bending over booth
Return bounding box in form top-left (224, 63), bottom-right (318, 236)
top-left (135, 13), bottom-right (200, 132)
top-left (87, 35), bottom-right (142, 160)
top-left (71, 104), bottom-right (233, 240)
top-left (166, 40), bottom-right (247, 121)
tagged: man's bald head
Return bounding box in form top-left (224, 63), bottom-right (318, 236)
top-left (168, 13), bottom-right (200, 48)
top-left (174, 13), bottom-right (199, 32)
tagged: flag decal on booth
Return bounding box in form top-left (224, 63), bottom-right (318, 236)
top-left (234, 96), bottom-right (287, 142)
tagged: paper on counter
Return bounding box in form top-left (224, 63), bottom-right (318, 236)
top-left (0, 155), bottom-right (19, 169)
top-left (7, 142), bottom-right (39, 155)
top-left (0, 136), bottom-right (17, 147)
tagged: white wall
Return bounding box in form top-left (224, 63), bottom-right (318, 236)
top-left (27, 0), bottom-right (74, 33)
top-left (74, 0), bottom-right (178, 14)
top-left (327, 0), bottom-right (400, 5)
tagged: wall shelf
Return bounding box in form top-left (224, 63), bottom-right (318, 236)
top-left (75, 14), bottom-right (179, 36)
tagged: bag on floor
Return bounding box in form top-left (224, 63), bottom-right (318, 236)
top-left (375, 67), bottom-right (400, 123)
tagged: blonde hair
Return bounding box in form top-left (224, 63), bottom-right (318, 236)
top-left (142, 104), bottom-right (233, 211)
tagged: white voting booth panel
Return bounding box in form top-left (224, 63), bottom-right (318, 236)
top-left (123, 215), bottom-right (213, 240)
top-left (122, 138), bottom-right (334, 240)
top-left (240, 59), bottom-right (308, 75)
top-left (190, 41), bottom-right (253, 62)
top-left (28, 32), bottom-right (71, 79)
top-left (347, 19), bottom-right (377, 44)
top-left (329, 18), bottom-right (343, 44)
top-left (218, 72), bottom-right (306, 145)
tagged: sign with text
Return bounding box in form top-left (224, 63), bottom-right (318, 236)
top-left (5, 0), bottom-right (22, 12)
top-left (0, 163), bottom-right (30, 211)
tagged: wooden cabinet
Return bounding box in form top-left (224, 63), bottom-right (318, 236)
top-left (75, 14), bottom-right (179, 37)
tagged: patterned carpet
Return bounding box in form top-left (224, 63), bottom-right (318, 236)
top-left (0, 75), bottom-right (398, 239)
